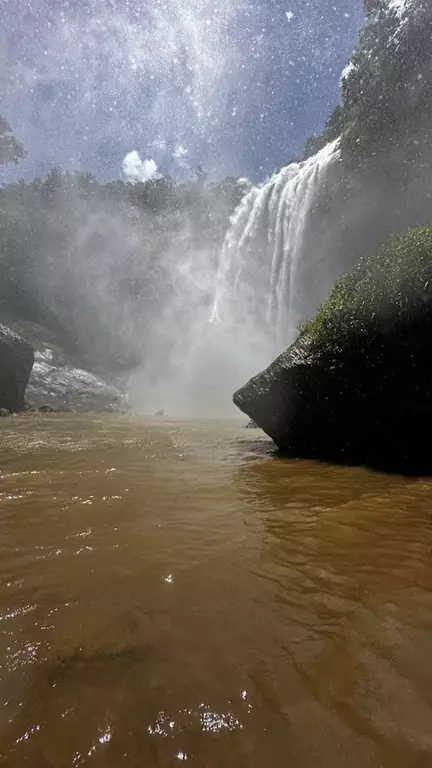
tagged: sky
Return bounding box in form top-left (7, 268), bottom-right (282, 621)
top-left (1, 0), bottom-right (364, 184)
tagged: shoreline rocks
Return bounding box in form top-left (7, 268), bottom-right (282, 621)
top-left (0, 319), bottom-right (128, 415)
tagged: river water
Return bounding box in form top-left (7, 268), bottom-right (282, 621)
top-left (1, 415), bottom-right (432, 767)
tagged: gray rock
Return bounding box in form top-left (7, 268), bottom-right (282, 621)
top-left (0, 325), bottom-right (34, 412)
top-left (0, 318), bottom-right (128, 414)
top-left (26, 346), bottom-right (127, 413)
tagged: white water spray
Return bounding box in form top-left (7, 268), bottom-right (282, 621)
top-left (212, 139), bottom-right (340, 348)
top-left (128, 140), bottom-right (341, 416)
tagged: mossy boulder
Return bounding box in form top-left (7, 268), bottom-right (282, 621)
top-left (234, 226), bottom-right (432, 470)
top-left (304, 226), bottom-right (432, 351)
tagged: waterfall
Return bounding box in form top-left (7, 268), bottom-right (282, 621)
top-left (129, 140), bottom-right (341, 417)
top-left (129, 130), bottom-right (432, 417)
top-left (211, 139), bottom-right (341, 348)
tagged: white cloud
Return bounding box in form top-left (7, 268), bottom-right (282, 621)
top-left (173, 144), bottom-right (189, 168)
top-left (173, 144), bottom-right (188, 160)
top-left (286, 10), bottom-right (294, 22)
top-left (122, 151), bottom-right (160, 183)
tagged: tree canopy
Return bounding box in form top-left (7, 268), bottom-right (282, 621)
top-left (0, 116), bottom-right (26, 166)
top-left (0, 168), bottom-right (247, 371)
top-left (303, 0), bottom-right (432, 164)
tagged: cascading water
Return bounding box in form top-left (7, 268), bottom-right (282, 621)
top-left (211, 139), bottom-right (341, 348)
top-left (129, 140), bottom-right (341, 416)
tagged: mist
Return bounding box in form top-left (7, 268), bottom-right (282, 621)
top-left (6, 0), bottom-right (360, 418)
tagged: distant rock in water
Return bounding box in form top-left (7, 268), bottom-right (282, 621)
top-left (245, 419), bottom-right (259, 429)
top-left (0, 325), bottom-right (34, 413)
top-left (234, 226), bottom-right (432, 471)
top-left (155, 409), bottom-right (165, 416)
top-left (37, 405), bottom-right (59, 413)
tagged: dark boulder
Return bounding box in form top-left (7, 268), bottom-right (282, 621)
top-left (234, 334), bottom-right (319, 451)
top-left (234, 327), bottom-right (432, 470)
top-left (38, 405), bottom-right (59, 413)
top-left (0, 325), bottom-right (34, 412)
top-left (234, 226), bottom-right (432, 471)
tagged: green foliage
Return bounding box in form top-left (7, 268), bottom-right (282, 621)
top-left (0, 116), bottom-right (26, 165)
top-left (302, 107), bottom-right (345, 160)
top-left (341, 0), bottom-right (432, 159)
top-left (302, 0), bottom-right (432, 163)
top-left (304, 225), bottom-right (432, 352)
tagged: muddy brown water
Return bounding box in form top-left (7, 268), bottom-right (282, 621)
top-left (1, 415), bottom-right (432, 767)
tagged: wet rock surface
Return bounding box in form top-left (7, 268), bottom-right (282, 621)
top-left (26, 347), bottom-right (128, 413)
top-left (1, 319), bottom-right (128, 413)
top-left (0, 325), bottom-right (34, 412)
top-left (234, 329), bottom-right (432, 472)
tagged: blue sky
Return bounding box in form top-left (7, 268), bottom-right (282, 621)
top-left (1, 0), bottom-right (363, 183)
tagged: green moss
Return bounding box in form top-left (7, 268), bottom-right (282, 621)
top-left (303, 225), bottom-right (432, 353)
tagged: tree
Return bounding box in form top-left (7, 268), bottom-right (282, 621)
top-left (0, 116), bottom-right (26, 165)
top-left (303, 106), bottom-right (345, 159)
top-left (0, 166), bottom-right (245, 370)
top-left (341, 0), bottom-right (432, 159)
top-left (302, 0), bottom-right (432, 164)
top-left (363, 0), bottom-right (387, 17)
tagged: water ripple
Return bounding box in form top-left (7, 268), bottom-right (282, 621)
top-left (0, 416), bottom-right (432, 767)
